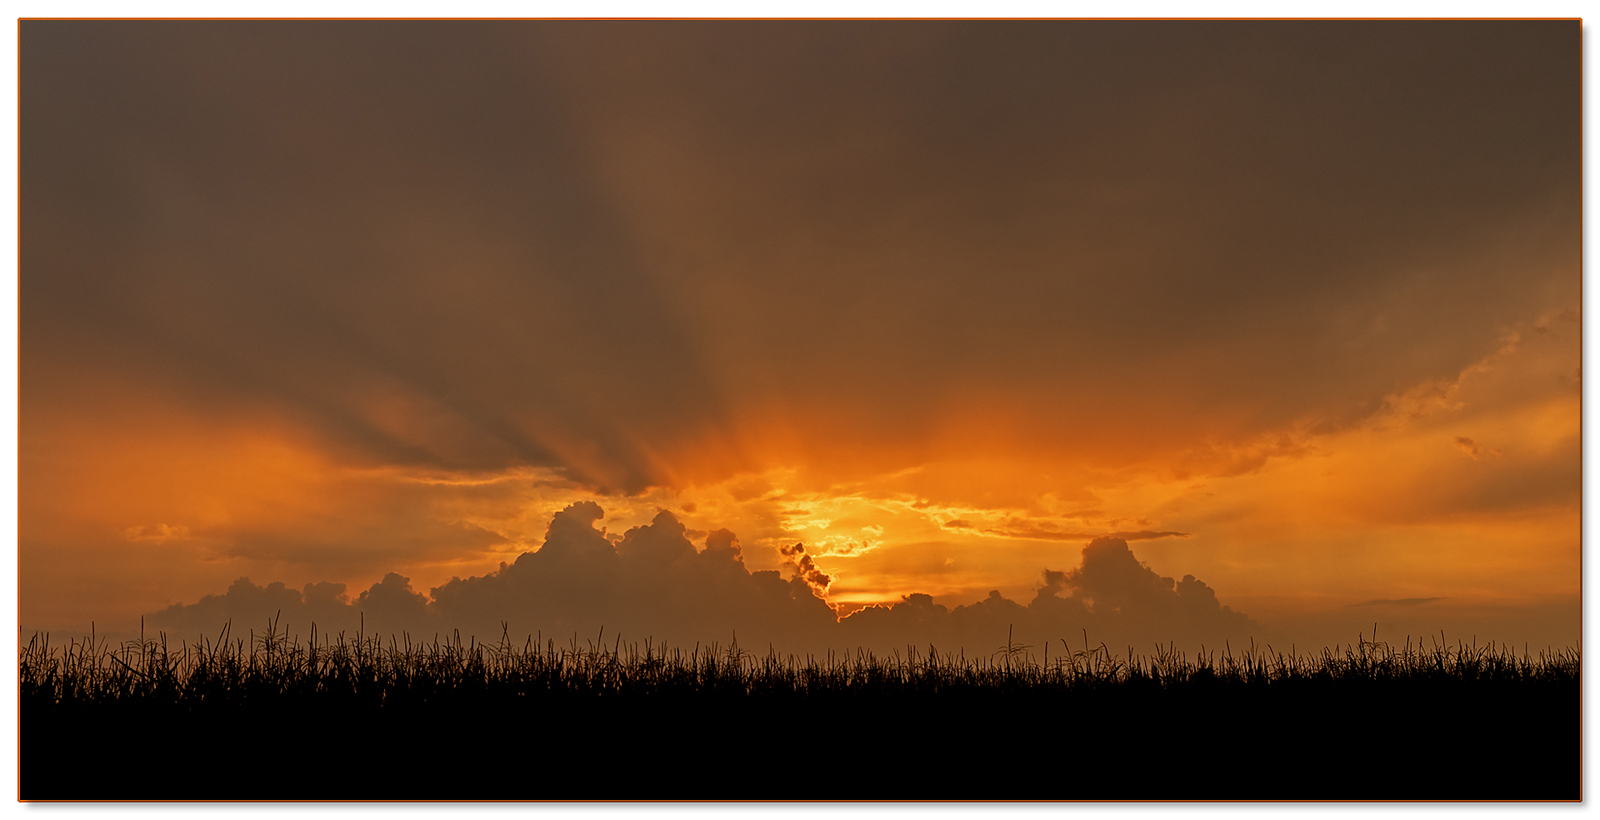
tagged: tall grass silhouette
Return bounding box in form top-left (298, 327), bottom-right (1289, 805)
top-left (20, 617), bottom-right (1578, 800)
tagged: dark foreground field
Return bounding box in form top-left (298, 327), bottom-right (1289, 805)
top-left (21, 624), bottom-right (1579, 800)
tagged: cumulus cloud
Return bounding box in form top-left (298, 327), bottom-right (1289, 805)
top-left (355, 573), bottom-right (432, 634)
top-left (778, 542), bottom-right (833, 595)
top-left (139, 499), bottom-right (818, 646)
top-left (149, 505), bottom-right (1255, 656)
top-left (147, 578), bottom-right (360, 640)
top-left (146, 572), bottom-right (435, 643)
top-left (840, 536), bottom-right (1254, 656)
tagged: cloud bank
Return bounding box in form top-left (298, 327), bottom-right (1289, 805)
top-left (148, 502), bottom-right (1255, 656)
top-left (24, 22), bottom-right (1578, 493)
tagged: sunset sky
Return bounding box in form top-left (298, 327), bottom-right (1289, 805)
top-left (19, 21), bottom-right (1580, 652)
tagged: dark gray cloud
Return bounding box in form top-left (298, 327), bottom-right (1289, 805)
top-left (840, 537), bottom-right (1254, 655)
top-left (422, 504), bottom-right (841, 650)
top-left (149, 505), bottom-right (1255, 655)
top-left (151, 502), bottom-right (843, 649)
top-left (23, 21), bottom-right (733, 493)
top-left (777, 542), bottom-right (833, 597)
top-left (21, 21), bottom-right (1580, 491)
top-left (144, 578), bottom-right (362, 641)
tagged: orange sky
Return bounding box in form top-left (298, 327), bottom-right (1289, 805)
top-left (19, 21), bottom-right (1581, 651)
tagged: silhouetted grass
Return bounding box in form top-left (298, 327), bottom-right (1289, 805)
top-left (21, 618), bottom-right (1579, 800)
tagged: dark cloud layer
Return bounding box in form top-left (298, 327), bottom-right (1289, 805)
top-left (22, 22), bottom-right (1579, 651)
top-left (149, 503), bottom-right (1254, 655)
top-left (841, 537), bottom-right (1253, 655)
top-left (22, 21), bottom-right (1580, 491)
top-left (150, 502), bottom-right (839, 649)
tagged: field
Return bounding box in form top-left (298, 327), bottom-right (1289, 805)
top-left (21, 620), bottom-right (1579, 800)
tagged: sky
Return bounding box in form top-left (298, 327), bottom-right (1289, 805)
top-left (18, 20), bottom-right (1581, 654)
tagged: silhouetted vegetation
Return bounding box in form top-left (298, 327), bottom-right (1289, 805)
top-left (21, 619), bottom-right (1578, 800)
